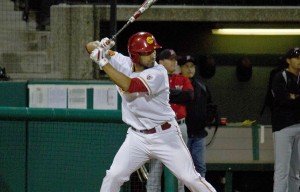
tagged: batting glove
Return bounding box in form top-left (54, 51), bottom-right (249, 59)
top-left (99, 37), bottom-right (115, 50)
top-left (90, 48), bottom-right (109, 70)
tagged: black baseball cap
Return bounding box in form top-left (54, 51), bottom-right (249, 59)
top-left (285, 47), bottom-right (300, 59)
top-left (158, 49), bottom-right (181, 60)
top-left (178, 55), bottom-right (196, 66)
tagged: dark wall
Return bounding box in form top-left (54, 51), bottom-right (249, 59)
top-left (111, 22), bottom-right (300, 55)
top-left (105, 21), bottom-right (300, 125)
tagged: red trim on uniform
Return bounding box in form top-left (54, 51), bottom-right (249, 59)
top-left (127, 78), bottom-right (148, 93)
top-left (138, 77), bottom-right (152, 95)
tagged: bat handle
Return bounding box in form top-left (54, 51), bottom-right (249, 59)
top-left (111, 20), bottom-right (131, 41)
top-left (111, 35), bottom-right (117, 41)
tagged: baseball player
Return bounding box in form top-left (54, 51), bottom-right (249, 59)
top-left (85, 32), bottom-right (216, 192)
top-left (271, 47), bottom-right (300, 192)
top-left (146, 49), bottom-right (194, 192)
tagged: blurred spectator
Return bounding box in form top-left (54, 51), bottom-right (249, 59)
top-left (178, 55), bottom-right (218, 178)
top-left (271, 47), bottom-right (300, 192)
top-left (0, 67), bottom-right (10, 81)
top-left (29, 0), bottom-right (62, 30)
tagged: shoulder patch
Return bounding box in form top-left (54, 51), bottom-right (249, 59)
top-left (147, 74), bottom-right (153, 80)
top-left (108, 50), bottom-right (115, 57)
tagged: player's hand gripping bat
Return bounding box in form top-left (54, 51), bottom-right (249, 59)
top-left (85, 0), bottom-right (158, 54)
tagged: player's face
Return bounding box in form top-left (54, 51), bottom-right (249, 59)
top-left (139, 51), bottom-right (156, 69)
top-left (180, 62), bottom-right (195, 79)
top-left (160, 58), bottom-right (177, 74)
top-left (287, 55), bottom-right (300, 73)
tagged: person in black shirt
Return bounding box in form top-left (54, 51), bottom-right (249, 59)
top-left (271, 47), bottom-right (300, 192)
top-left (178, 55), bottom-right (216, 178)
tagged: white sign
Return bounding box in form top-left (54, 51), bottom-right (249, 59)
top-left (29, 86), bottom-right (48, 108)
top-left (93, 86), bottom-right (118, 110)
top-left (47, 87), bottom-right (67, 108)
top-left (68, 88), bottom-right (87, 109)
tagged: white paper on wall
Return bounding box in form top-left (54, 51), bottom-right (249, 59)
top-left (29, 86), bottom-right (48, 108)
top-left (68, 88), bottom-right (87, 109)
top-left (47, 87), bottom-right (67, 108)
top-left (93, 86), bottom-right (118, 110)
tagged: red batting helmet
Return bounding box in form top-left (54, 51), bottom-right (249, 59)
top-left (128, 32), bottom-right (162, 64)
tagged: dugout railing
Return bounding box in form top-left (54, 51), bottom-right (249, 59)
top-left (0, 107), bottom-right (179, 192)
top-left (0, 106), bottom-right (275, 192)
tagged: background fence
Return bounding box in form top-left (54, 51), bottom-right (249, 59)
top-left (0, 107), bottom-right (275, 192)
top-left (1, 1), bottom-right (295, 191)
top-left (0, 80), bottom-right (276, 192)
top-left (0, 108), bottom-right (148, 192)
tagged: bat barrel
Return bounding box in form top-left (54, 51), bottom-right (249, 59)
top-left (110, 0), bottom-right (158, 40)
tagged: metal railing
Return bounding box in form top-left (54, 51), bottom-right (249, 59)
top-left (15, 0), bottom-right (300, 17)
top-left (65, 0), bottom-right (298, 5)
top-left (0, 107), bottom-right (177, 192)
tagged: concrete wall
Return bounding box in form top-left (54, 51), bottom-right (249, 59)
top-left (48, 4), bottom-right (300, 124)
top-left (51, 4), bottom-right (94, 79)
top-left (206, 125), bottom-right (273, 163)
top-left (50, 4), bottom-right (300, 79)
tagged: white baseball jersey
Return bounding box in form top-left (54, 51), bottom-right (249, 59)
top-left (108, 52), bottom-right (176, 130)
top-left (101, 51), bottom-right (216, 192)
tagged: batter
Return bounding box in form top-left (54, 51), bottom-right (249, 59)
top-left (86, 32), bottom-right (216, 192)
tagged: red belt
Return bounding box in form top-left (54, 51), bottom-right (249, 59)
top-left (131, 122), bottom-right (171, 134)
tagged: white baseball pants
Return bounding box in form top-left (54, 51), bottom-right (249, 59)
top-left (273, 123), bottom-right (300, 192)
top-left (146, 122), bottom-right (188, 192)
top-left (100, 120), bottom-right (216, 192)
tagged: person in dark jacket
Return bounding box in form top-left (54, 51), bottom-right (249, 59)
top-left (178, 55), bottom-right (216, 178)
top-left (29, 0), bottom-right (61, 30)
top-left (271, 47), bottom-right (300, 192)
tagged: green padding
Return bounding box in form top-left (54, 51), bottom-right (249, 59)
top-left (0, 81), bottom-right (27, 107)
top-left (164, 167), bottom-right (177, 192)
top-left (27, 121), bottom-right (128, 192)
top-left (0, 121), bottom-right (26, 192)
top-left (252, 124), bottom-right (260, 160)
top-left (28, 80), bottom-right (113, 85)
top-left (207, 163), bottom-right (274, 171)
top-left (0, 107), bottom-right (122, 122)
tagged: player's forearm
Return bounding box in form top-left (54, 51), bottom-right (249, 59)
top-left (102, 63), bottom-right (131, 91)
top-left (85, 41), bottom-right (99, 54)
